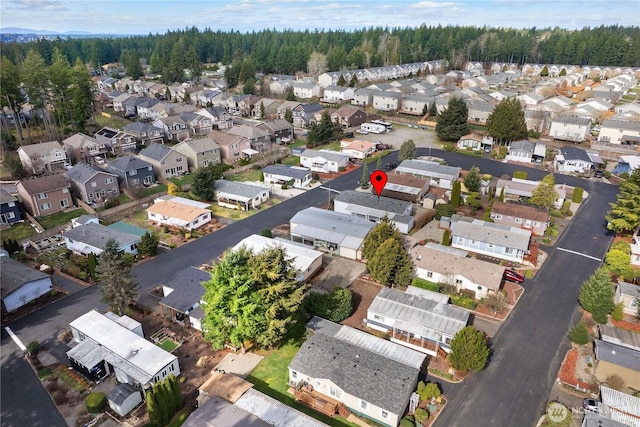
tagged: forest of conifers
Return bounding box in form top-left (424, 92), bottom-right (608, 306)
top-left (2, 24), bottom-right (639, 76)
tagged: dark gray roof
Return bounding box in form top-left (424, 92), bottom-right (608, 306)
top-left (107, 156), bottom-right (153, 173)
top-left (306, 316), bottom-right (343, 337)
top-left (558, 147), bottom-right (592, 163)
top-left (63, 223), bottom-right (140, 251)
top-left (299, 103), bottom-right (324, 114)
top-left (214, 180), bottom-right (268, 199)
top-left (65, 162), bottom-right (116, 184)
top-left (334, 190), bottom-right (411, 215)
top-left (107, 383), bottom-right (140, 406)
top-left (138, 142), bottom-right (173, 162)
top-left (159, 267), bottom-right (210, 313)
top-left (289, 332), bottom-right (420, 415)
top-left (262, 165), bottom-right (310, 180)
top-left (596, 339), bottom-right (640, 371)
top-left (0, 187), bottom-right (16, 204)
top-left (396, 159), bottom-right (461, 180)
top-left (18, 175), bottom-right (70, 195)
top-left (182, 395), bottom-right (269, 427)
top-left (553, 115), bottom-right (591, 126)
top-left (124, 122), bottom-right (162, 134)
top-left (509, 140), bottom-right (536, 153)
top-left (0, 257), bottom-right (50, 299)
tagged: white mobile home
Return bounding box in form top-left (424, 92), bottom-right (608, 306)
top-left (360, 123), bottom-right (387, 134)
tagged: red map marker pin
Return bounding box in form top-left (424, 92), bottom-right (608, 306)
top-left (370, 170), bottom-right (388, 197)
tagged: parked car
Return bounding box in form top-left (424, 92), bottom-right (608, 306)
top-left (344, 131), bottom-right (354, 138)
top-left (583, 399), bottom-right (599, 412)
top-left (376, 143), bottom-right (389, 151)
top-left (94, 156), bottom-right (105, 165)
top-left (385, 162), bottom-right (397, 171)
top-left (503, 269), bottom-right (525, 283)
top-left (356, 129), bottom-right (369, 135)
top-left (594, 169), bottom-right (604, 178)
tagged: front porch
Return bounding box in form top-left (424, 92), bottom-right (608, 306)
top-left (291, 383), bottom-right (350, 418)
top-left (390, 328), bottom-right (443, 356)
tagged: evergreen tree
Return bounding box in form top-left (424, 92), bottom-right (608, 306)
top-left (337, 74), bottom-right (347, 86)
top-left (606, 169), bottom-right (640, 233)
top-left (259, 101), bottom-right (265, 119)
top-left (441, 229), bottom-right (451, 246)
top-left (435, 97), bottom-right (469, 142)
top-left (376, 156), bottom-right (382, 172)
top-left (69, 59), bottom-right (95, 133)
top-left (368, 237), bottom-right (412, 287)
top-left (362, 217), bottom-right (401, 261)
top-left (162, 378), bottom-right (177, 415)
top-left (398, 139), bottom-right (416, 162)
top-left (485, 98), bottom-right (528, 145)
top-left (284, 107), bottom-right (293, 123)
top-left (192, 163), bottom-right (227, 200)
top-left (138, 232), bottom-right (159, 257)
top-left (87, 252), bottom-right (97, 280)
top-left (97, 239), bottom-right (137, 316)
top-left (169, 375), bottom-right (183, 409)
top-left (152, 382), bottom-right (170, 425)
top-left (349, 75), bottom-right (358, 88)
top-left (186, 46), bottom-right (202, 83)
top-left (360, 162), bottom-right (369, 189)
top-left (451, 181), bottom-right (461, 208)
top-left (464, 167), bottom-right (481, 193)
top-left (146, 390), bottom-right (161, 427)
top-left (578, 268), bottom-right (615, 324)
top-left (530, 173), bottom-right (558, 208)
top-left (448, 326), bottom-right (490, 372)
top-left (540, 65), bottom-right (549, 77)
top-left (428, 102), bottom-right (437, 118)
top-left (499, 187), bottom-right (505, 202)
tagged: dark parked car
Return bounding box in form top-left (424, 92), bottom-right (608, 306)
top-left (385, 162), bottom-right (397, 171)
top-left (503, 269), bottom-right (525, 284)
top-left (376, 143), bottom-right (389, 151)
top-left (344, 131), bottom-right (354, 138)
top-left (594, 169), bottom-right (604, 178)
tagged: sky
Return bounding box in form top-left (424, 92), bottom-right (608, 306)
top-left (1, 0), bottom-right (639, 35)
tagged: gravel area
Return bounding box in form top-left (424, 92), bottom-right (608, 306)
top-left (309, 256), bottom-right (367, 293)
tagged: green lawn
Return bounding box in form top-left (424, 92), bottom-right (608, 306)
top-left (290, 139), bottom-right (308, 148)
top-left (94, 114), bottom-right (127, 130)
top-left (38, 208), bottom-right (87, 230)
top-left (142, 183), bottom-right (168, 197)
top-left (157, 338), bottom-right (179, 353)
top-left (169, 174), bottom-right (195, 187)
top-left (226, 169), bottom-right (263, 182)
top-left (280, 156), bottom-right (301, 166)
top-left (363, 150), bottom-right (391, 164)
top-left (246, 320), bottom-right (359, 427)
top-left (1, 222), bottom-right (38, 241)
top-left (208, 199), bottom-right (280, 220)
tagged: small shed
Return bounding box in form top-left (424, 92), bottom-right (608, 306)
top-left (108, 383), bottom-right (142, 417)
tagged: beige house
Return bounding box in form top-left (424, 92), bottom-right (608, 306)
top-left (207, 130), bottom-right (252, 164)
top-left (17, 141), bottom-right (68, 174)
top-left (490, 201), bottom-right (550, 236)
top-left (17, 175), bottom-right (72, 217)
top-left (594, 340), bottom-right (640, 390)
top-left (137, 143), bottom-right (187, 182)
top-left (63, 133), bottom-right (108, 163)
top-left (173, 137), bottom-right (221, 172)
top-left (614, 281), bottom-right (640, 316)
top-left (146, 195), bottom-right (212, 231)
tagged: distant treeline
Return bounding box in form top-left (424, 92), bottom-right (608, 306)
top-left (2, 25), bottom-right (639, 76)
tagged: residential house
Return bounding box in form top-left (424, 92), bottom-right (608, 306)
top-left (517, 92), bottom-right (544, 107)
top-left (262, 165), bottom-right (312, 189)
top-left (395, 160), bottom-right (461, 190)
top-left (599, 325), bottom-right (640, 353)
top-left (378, 174), bottom-right (429, 203)
top-left (594, 340), bottom-right (640, 390)
top-left (226, 94), bottom-right (250, 114)
top-left (146, 195), bottom-right (212, 231)
top-left (631, 229), bottom-right (640, 267)
top-left (366, 286), bottom-right (471, 355)
top-left (524, 109), bottom-right (550, 134)
top-left (67, 310), bottom-right (180, 388)
top-left (17, 141), bottom-right (68, 174)
top-left (213, 180), bottom-right (270, 210)
top-left (134, 98), bottom-right (161, 119)
top-left (411, 244), bottom-right (505, 299)
top-left (269, 76), bottom-right (295, 95)
top-left (237, 95), bottom-right (263, 117)
top-left (322, 86), bottom-right (355, 103)
top-left (614, 281), bottom-right (640, 316)
top-left (612, 156), bottom-right (640, 175)
top-left (1, 257), bottom-right (53, 313)
top-left (340, 140), bottom-right (377, 160)
top-left (257, 119), bottom-right (294, 144)
top-left (300, 149), bottom-right (349, 173)
top-left (105, 156), bottom-right (156, 189)
top-left (123, 122), bottom-right (164, 146)
top-left (173, 137), bottom-right (221, 172)
top-left (63, 222), bottom-right (140, 256)
top-left (137, 143), bottom-right (187, 182)
top-left (0, 188), bottom-right (22, 225)
top-left (599, 385), bottom-right (640, 427)
top-left (158, 266), bottom-right (210, 328)
top-left (399, 93), bottom-right (434, 116)
top-left (112, 93), bottom-right (136, 112)
top-left (451, 216), bottom-right (531, 263)
top-left (225, 125), bottom-right (272, 153)
top-left (289, 320), bottom-right (426, 427)
top-left (207, 130), bottom-right (252, 164)
top-left (352, 88), bottom-right (376, 108)
top-left (554, 147), bottom-right (602, 173)
top-left (496, 178), bottom-right (567, 209)
top-left (180, 111), bottom-right (213, 136)
top-left (372, 91), bottom-right (401, 111)
top-left (466, 102), bottom-right (495, 125)
top-left (599, 119), bottom-right (640, 145)
top-left (232, 234), bottom-right (323, 282)
top-left (254, 98), bottom-right (281, 119)
top-left (333, 190), bottom-right (414, 234)
top-left (490, 201), bottom-right (550, 236)
top-left (94, 127), bottom-right (137, 154)
top-left (152, 116), bottom-right (190, 142)
top-left (17, 175), bottom-right (72, 217)
top-left (549, 116), bottom-right (592, 143)
top-left (457, 133), bottom-right (493, 152)
top-left (331, 105), bottom-right (367, 129)
top-left (276, 101), bottom-right (302, 120)
top-left (195, 107), bottom-right (233, 130)
top-left (65, 163), bottom-right (120, 204)
top-left (63, 133), bottom-right (108, 163)
top-left (290, 207), bottom-right (375, 260)
top-left (292, 103), bottom-right (324, 128)
top-left (505, 140), bottom-right (546, 163)
top-left (293, 82), bottom-right (322, 99)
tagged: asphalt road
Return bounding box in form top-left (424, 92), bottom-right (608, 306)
top-left (0, 148), bottom-right (619, 427)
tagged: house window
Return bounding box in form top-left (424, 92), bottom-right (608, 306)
top-left (60, 199), bottom-right (69, 208)
top-left (40, 202), bottom-right (52, 210)
top-left (426, 272), bottom-right (433, 278)
top-left (514, 218), bottom-right (522, 224)
top-left (130, 169), bottom-right (137, 175)
top-left (360, 400), bottom-right (369, 411)
top-left (631, 299), bottom-right (638, 308)
top-left (91, 182), bottom-right (97, 188)
top-left (381, 410), bottom-right (389, 419)
top-left (165, 169), bottom-right (170, 174)
top-left (372, 314), bottom-right (385, 322)
top-left (100, 190), bottom-right (106, 196)
top-left (533, 222), bottom-right (539, 227)
top-left (315, 380), bottom-right (321, 389)
top-left (492, 213), bottom-right (502, 220)
top-left (38, 192), bottom-right (48, 200)
top-left (176, 157), bottom-right (182, 162)
top-left (291, 371), bottom-right (297, 379)
top-left (62, 188), bottom-right (68, 193)
top-left (455, 279), bottom-right (462, 285)
top-left (105, 178), bottom-right (113, 184)
top-left (330, 387), bottom-right (342, 399)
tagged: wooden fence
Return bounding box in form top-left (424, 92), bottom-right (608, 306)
top-left (98, 191), bottom-right (167, 220)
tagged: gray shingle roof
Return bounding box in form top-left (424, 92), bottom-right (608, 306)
top-left (553, 115), bottom-right (591, 126)
top-left (289, 332), bottom-right (421, 415)
top-left (290, 207), bottom-right (375, 249)
top-left (214, 180), bottom-right (268, 199)
top-left (509, 140), bottom-right (536, 154)
top-left (159, 267), bottom-right (210, 313)
top-left (262, 165), bottom-right (310, 180)
top-left (65, 163), bottom-right (117, 184)
top-left (596, 339), bottom-right (640, 371)
top-left (335, 190), bottom-right (411, 215)
top-left (396, 159), bottom-right (461, 180)
top-left (17, 174), bottom-right (70, 194)
top-left (124, 122), bottom-right (162, 134)
top-left (63, 223), bottom-right (140, 251)
top-left (0, 187), bottom-right (16, 204)
top-left (107, 156), bottom-right (153, 173)
top-left (138, 143), bottom-right (173, 162)
top-left (452, 219), bottom-right (531, 251)
top-left (300, 149), bottom-right (349, 163)
top-left (0, 257), bottom-right (50, 299)
top-left (558, 147), bottom-right (592, 163)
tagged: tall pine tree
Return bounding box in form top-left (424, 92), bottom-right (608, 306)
top-left (486, 98), bottom-right (528, 145)
top-left (97, 239), bottom-right (137, 316)
top-left (578, 268), bottom-right (615, 324)
top-left (435, 97), bottom-right (468, 142)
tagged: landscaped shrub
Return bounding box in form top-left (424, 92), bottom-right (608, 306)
top-left (399, 416), bottom-right (415, 427)
top-left (611, 240), bottom-right (631, 254)
top-left (549, 209), bottom-right (564, 218)
top-left (414, 408), bottom-right (429, 423)
top-left (411, 278), bottom-right (440, 292)
top-left (606, 374), bottom-right (625, 391)
top-left (572, 187), bottom-right (584, 203)
top-left (26, 341), bottom-right (40, 357)
top-left (513, 170), bottom-right (527, 180)
top-left (260, 229), bottom-right (273, 238)
top-left (417, 381), bottom-right (441, 401)
top-left (104, 198), bottom-right (121, 209)
top-left (605, 249), bottom-right (631, 273)
top-left (451, 295), bottom-right (478, 309)
top-left (568, 322), bottom-right (590, 345)
top-left (611, 303), bottom-right (625, 321)
top-left (439, 284), bottom-right (458, 296)
top-left (459, 289), bottom-right (476, 300)
top-left (441, 229), bottom-right (451, 246)
top-left (85, 392), bottom-right (106, 413)
top-left (434, 204), bottom-right (455, 219)
top-left (303, 288), bottom-right (353, 323)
